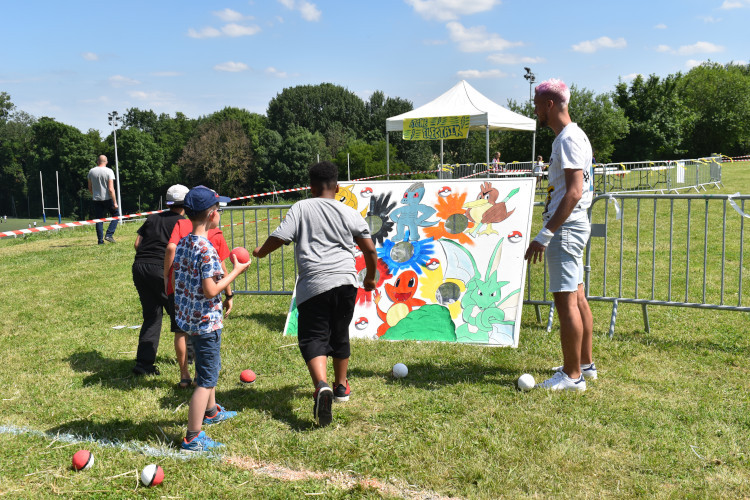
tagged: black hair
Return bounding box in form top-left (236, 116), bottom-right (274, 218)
top-left (185, 203), bottom-right (218, 222)
top-left (309, 161), bottom-right (338, 190)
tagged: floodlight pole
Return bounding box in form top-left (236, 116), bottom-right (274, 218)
top-left (524, 67), bottom-right (537, 163)
top-left (108, 111), bottom-right (123, 223)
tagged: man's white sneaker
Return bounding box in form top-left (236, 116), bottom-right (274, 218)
top-left (551, 363), bottom-right (597, 380)
top-left (536, 370), bottom-right (586, 391)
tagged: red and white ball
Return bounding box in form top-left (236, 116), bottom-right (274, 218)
top-left (72, 449), bottom-right (94, 471)
top-left (240, 369), bottom-right (256, 384)
top-left (140, 464), bottom-right (164, 487)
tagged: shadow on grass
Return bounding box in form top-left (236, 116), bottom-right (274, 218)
top-left (349, 360), bottom-right (520, 389)
top-left (208, 384), bottom-right (314, 431)
top-left (233, 311), bottom-right (287, 331)
top-left (66, 350), bottom-right (178, 391)
top-left (46, 417), bottom-right (184, 446)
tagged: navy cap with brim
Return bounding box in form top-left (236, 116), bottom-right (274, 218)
top-left (184, 185), bottom-right (231, 213)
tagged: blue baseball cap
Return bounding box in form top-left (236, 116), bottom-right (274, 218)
top-left (184, 185), bottom-right (231, 214)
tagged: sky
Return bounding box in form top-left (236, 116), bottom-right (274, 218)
top-left (1, 0), bottom-right (748, 134)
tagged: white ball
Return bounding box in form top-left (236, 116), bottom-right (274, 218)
top-left (392, 363), bottom-right (408, 378)
top-left (517, 373), bottom-right (535, 391)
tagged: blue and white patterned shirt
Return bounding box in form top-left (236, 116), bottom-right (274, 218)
top-left (173, 234), bottom-right (224, 334)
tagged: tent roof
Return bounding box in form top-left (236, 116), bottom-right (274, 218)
top-left (385, 80), bottom-right (536, 133)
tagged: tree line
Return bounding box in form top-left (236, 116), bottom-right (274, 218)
top-left (1, 62), bottom-right (748, 219)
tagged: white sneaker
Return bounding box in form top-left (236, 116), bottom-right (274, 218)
top-left (552, 362), bottom-right (598, 380)
top-left (536, 370), bottom-right (586, 391)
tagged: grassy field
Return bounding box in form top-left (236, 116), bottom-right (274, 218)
top-left (1, 164), bottom-right (749, 498)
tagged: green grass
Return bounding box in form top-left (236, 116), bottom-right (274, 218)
top-left (1, 165), bottom-right (749, 498)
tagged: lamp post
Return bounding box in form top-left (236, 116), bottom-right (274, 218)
top-left (523, 67), bottom-right (537, 165)
top-left (107, 111), bottom-right (123, 223)
top-left (523, 67), bottom-right (536, 102)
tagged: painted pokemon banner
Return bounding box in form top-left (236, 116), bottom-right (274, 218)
top-left (402, 116), bottom-right (471, 141)
top-left (283, 178), bottom-right (536, 347)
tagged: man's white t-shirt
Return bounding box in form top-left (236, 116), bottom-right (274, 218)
top-left (542, 123), bottom-right (593, 224)
top-left (87, 166), bottom-right (115, 201)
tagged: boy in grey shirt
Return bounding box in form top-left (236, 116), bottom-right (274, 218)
top-left (254, 161), bottom-right (377, 427)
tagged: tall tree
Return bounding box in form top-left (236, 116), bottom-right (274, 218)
top-left (178, 120), bottom-right (253, 198)
top-left (104, 127), bottom-right (165, 211)
top-left (266, 83), bottom-right (367, 138)
top-left (568, 85), bottom-right (628, 163)
top-left (677, 62), bottom-right (750, 157)
top-left (0, 94), bottom-right (35, 216)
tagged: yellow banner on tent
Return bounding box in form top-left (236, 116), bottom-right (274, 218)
top-left (403, 115), bottom-right (470, 141)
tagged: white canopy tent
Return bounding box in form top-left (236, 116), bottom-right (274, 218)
top-left (385, 80), bottom-right (537, 177)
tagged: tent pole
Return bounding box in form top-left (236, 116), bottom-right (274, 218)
top-left (486, 125), bottom-right (490, 176)
top-left (532, 131), bottom-right (536, 164)
top-left (386, 132), bottom-right (390, 180)
top-left (440, 139), bottom-right (444, 178)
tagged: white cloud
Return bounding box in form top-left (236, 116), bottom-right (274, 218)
top-left (79, 96), bottom-right (110, 104)
top-left (686, 59), bottom-right (704, 68)
top-left (214, 61), bottom-right (250, 72)
top-left (277, 0), bottom-right (321, 21)
top-left (487, 53), bottom-right (544, 65)
top-left (446, 22), bottom-right (522, 52)
top-left (654, 23), bottom-right (667, 29)
top-left (405, 0), bottom-right (500, 22)
top-left (108, 75), bottom-right (140, 87)
top-left (677, 41), bottom-right (724, 55)
top-left (187, 26), bottom-right (222, 39)
top-left (699, 15), bottom-right (721, 23)
top-left (213, 8), bottom-right (245, 22)
top-left (572, 36), bottom-right (627, 53)
top-left (222, 23), bottom-right (261, 37)
top-left (151, 71), bottom-right (183, 77)
top-left (265, 66), bottom-right (298, 78)
top-left (656, 44), bottom-right (671, 52)
top-left (82, 52), bottom-right (99, 61)
top-left (720, 0), bottom-right (750, 8)
top-left (127, 90), bottom-right (176, 106)
top-left (456, 69), bottom-right (506, 79)
top-left (621, 73), bottom-right (642, 81)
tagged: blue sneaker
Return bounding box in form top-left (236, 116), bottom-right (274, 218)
top-left (181, 431), bottom-right (224, 453)
top-left (203, 404), bottom-right (237, 425)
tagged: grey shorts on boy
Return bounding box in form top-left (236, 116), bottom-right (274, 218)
top-left (546, 218), bottom-right (590, 293)
top-left (192, 330), bottom-right (222, 388)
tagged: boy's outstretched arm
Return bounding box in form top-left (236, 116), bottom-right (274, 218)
top-left (253, 236), bottom-right (286, 259)
top-left (202, 254), bottom-right (251, 299)
top-left (354, 236), bottom-right (378, 292)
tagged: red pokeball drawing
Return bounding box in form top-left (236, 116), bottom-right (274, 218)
top-left (508, 230), bottom-right (523, 243)
top-left (360, 187), bottom-right (374, 197)
top-left (354, 317), bottom-right (369, 330)
top-left (438, 186), bottom-right (452, 197)
top-left (425, 258), bottom-right (440, 271)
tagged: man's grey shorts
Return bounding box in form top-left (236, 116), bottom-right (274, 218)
top-left (546, 218), bottom-right (591, 293)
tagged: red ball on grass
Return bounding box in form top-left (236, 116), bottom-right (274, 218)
top-left (72, 449), bottom-right (94, 471)
top-left (240, 369), bottom-right (256, 384)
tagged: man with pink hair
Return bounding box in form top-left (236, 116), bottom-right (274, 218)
top-left (525, 78), bottom-right (596, 391)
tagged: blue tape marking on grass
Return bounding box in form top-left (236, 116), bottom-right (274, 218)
top-left (0, 424), bottom-right (219, 461)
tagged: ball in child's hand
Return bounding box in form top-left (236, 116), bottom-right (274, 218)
top-left (230, 247), bottom-right (250, 264)
top-left (72, 450), bottom-right (94, 471)
top-left (240, 369), bottom-right (256, 384)
top-left (140, 464), bottom-right (164, 487)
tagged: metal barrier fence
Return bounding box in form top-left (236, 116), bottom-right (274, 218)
top-left (584, 193), bottom-right (750, 336)
top-left (225, 193), bottom-right (747, 340)
top-left (592, 157), bottom-right (723, 194)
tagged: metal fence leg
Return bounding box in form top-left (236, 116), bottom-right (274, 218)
top-left (546, 304), bottom-right (555, 333)
top-left (608, 299), bottom-right (618, 339)
top-left (534, 304), bottom-right (541, 323)
top-left (641, 303), bottom-right (650, 333)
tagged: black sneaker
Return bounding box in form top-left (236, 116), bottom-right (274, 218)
top-left (313, 381), bottom-right (333, 427)
top-left (333, 380), bottom-right (351, 402)
top-left (104, 236), bottom-right (116, 243)
top-left (132, 364), bottom-right (160, 376)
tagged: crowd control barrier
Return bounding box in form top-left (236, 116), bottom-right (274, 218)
top-left (584, 193), bottom-right (750, 337)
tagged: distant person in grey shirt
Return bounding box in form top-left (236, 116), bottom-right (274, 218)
top-left (253, 161), bottom-right (377, 427)
top-left (87, 154), bottom-right (120, 244)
